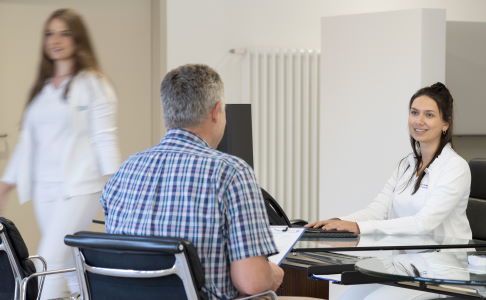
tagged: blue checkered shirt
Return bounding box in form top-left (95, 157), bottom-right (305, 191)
top-left (101, 128), bottom-right (277, 299)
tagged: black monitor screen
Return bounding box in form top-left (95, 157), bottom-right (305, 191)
top-left (217, 104), bottom-right (254, 168)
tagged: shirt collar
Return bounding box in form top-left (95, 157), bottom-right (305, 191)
top-left (162, 128), bottom-right (211, 148)
top-left (407, 143), bottom-right (452, 173)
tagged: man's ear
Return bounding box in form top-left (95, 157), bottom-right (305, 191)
top-left (211, 101), bottom-right (223, 122)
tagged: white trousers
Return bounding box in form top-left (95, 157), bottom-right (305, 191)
top-left (337, 284), bottom-right (446, 300)
top-left (33, 182), bottom-right (101, 300)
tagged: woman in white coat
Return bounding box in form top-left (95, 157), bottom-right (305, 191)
top-left (0, 9), bottom-right (120, 299)
top-left (307, 82), bottom-right (471, 299)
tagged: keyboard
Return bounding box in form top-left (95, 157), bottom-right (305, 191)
top-left (303, 227), bottom-right (358, 238)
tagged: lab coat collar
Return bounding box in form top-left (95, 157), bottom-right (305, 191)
top-left (406, 143), bottom-right (453, 175)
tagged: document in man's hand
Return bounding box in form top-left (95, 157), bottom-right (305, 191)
top-left (268, 226), bottom-right (306, 265)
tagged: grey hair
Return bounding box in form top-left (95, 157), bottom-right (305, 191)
top-left (161, 64), bottom-right (224, 129)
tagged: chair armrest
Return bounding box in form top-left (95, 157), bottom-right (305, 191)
top-left (26, 255), bottom-right (48, 300)
top-left (238, 290), bottom-right (278, 300)
top-left (20, 267), bottom-right (77, 300)
top-left (28, 255), bottom-right (47, 272)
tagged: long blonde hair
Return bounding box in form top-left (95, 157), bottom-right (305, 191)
top-left (26, 8), bottom-right (101, 106)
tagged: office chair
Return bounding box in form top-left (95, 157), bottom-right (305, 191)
top-left (466, 158), bottom-right (486, 241)
top-left (0, 217), bottom-right (76, 300)
top-left (262, 188), bottom-right (310, 227)
top-left (64, 231), bottom-right (277, 300)
top-left (0, 217), bottom-right (40, 300)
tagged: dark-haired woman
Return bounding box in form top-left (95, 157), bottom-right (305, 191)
top-left (308, 82), bottom-right (471, 239)
top-left (307, 82), bottom-right (471, 299)
top-left (0, 9), bottom-right (120, 299)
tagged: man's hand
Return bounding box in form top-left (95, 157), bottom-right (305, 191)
top-left (231, 256), bottom-right (285, 295)
top-left (306, 219), bottom-right (360, 234)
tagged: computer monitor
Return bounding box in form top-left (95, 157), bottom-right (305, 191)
top-left (217, 104), bottom-right (254, 168)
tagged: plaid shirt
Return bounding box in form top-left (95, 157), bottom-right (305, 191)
top-left (101, 128), bottom-right (277, 299)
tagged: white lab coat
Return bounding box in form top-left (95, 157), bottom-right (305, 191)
top-left (2, 71), bottom-right (121, 298)
top-left (2, 71), bottom-right (121, 203)
top-left (342, 144), bottom-right (472, 239)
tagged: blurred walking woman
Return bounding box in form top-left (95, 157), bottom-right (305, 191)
top-left (0, 9), bottom-right (120, 298)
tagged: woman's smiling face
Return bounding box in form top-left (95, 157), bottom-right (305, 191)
top-left (408, 95), bottom-right (449, 147)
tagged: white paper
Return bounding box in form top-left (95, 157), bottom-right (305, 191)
top-left (268, 226), bottom-right (306, 265)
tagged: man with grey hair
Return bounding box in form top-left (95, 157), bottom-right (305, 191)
top-left (101, 64), bottom-right (284, 299)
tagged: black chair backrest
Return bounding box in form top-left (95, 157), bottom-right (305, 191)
top-left (470, 158), bottom-right (486, 200)
top-left (467, 159), bottom-right (486, 241)
top-left (64, 231), bottom-right (207, 300)
top-left (0, 217), bottom-right (38, 300)
top-left (262, 188), bottom-right (291, 226)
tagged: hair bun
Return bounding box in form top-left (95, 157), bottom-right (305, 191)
top-left (430, 82), bottom-right (452, 103)
top-left (430, 82), bottom-right (447, 91)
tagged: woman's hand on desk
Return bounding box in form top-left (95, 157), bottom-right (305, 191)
top-left (305, 219), bottom-right (361, 234)
top-left (305, 219), bottom-right (338, 229)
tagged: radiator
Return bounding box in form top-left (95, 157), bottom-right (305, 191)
top-left (242, 49), bottom-right (320, 221)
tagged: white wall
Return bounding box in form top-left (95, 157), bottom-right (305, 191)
top-left (167, 0), bottom-right (325, 104)
top-left (166, 0), bottom-right (486, 104)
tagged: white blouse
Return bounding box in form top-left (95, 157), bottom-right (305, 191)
top-left (26, 79), bottom-right (71, 182)
top-left (2, 71), bottom-right (121, 204)
top-left (342, 144), bottom-right (472, 239)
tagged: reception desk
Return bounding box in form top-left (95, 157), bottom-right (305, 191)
top-left (278, 234), bottom-right (486, 299)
